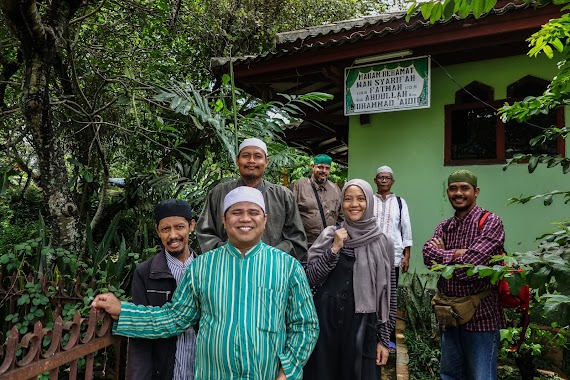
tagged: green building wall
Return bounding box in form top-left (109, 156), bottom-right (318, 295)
top-left (347, 54), bottom-right (569, 275)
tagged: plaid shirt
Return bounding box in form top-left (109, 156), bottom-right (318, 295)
top-left (423, 205), bottom-right (506, 331)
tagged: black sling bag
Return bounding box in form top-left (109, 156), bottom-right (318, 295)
top-left (309, 179), bottom-right (327, 229)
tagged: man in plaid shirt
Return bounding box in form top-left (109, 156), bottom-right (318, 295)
top-left (423, 170), bottom-right (505, 380)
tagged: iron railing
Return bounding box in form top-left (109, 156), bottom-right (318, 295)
top-left (0, 272), bottom-right (125, 379)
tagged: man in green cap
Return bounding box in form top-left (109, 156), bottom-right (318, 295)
top-left (422, 170), bottom-right (505, 380)
top-left (290, 154), bottom-right (342, 256)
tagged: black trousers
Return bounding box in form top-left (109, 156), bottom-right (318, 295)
top-left (390, 266), bottom-right (400, 343)
top-left (304, 253), bottom-right (380, 380)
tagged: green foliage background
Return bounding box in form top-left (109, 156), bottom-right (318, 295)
top-left (405, 0), bottom-right (570, 377)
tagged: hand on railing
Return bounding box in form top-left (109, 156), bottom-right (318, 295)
top-left (91, 293), bottom-right (122, 320)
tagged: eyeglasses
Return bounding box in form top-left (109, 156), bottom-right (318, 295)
top-left (376, 176), bottom-right (393, 181)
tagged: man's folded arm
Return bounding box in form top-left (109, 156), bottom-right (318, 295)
top-left (452, 215), bottom-right (505, 281)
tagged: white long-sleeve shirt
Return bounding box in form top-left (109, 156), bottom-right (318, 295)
top-left (373, 193), bottom-right (413, 266)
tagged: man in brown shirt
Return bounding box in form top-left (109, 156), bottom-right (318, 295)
top-left (290, 154), bottom-right (342, 255)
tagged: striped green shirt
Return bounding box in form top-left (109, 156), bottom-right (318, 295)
top-left (115, 241), bottom-right (319, 380)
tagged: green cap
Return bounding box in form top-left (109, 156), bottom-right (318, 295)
top-left (314, 154), bottom-right (332, 165)
top-left (448, 170), bottom-right (477, 187)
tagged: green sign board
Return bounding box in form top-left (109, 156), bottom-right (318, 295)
top-left (344, 56), bottom-right (430, 115)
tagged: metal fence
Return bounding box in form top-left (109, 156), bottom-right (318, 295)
top-left (0, 273), bottom-right (125, 379)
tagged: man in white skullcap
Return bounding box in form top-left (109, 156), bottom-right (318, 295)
top-left (92, 187), bottom-right (319, 380)
top-left (373, 165), bottom-right (413, 352)
top-left (197, 137), bottom-right (308, 259)
top-left (373, 165), bottom-right (413, 280)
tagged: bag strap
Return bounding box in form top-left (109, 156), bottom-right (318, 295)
top-left (309, 179), bottom-right (327, 229)
top-left (479, 211), bottom-right (529, 352)
top-left (479, 211), bottom-right (506, 252)
top-left (396, 196), bottom-right (403, 238)
top-left (444, 210), bottom-right (491, 233)
top-left (442, 217), bottom-right (453, 232)
top-left (473, 289), bottom-right (492, 303)
top-left (478, 211), bottom-right (491, 230)
top-left (510, 288), bottom-right (531, 352)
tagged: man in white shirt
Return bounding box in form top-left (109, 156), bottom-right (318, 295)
top-left (373, 165), bottom-right (413, 351)
top-left (373, 165), bottom-right (413, 284)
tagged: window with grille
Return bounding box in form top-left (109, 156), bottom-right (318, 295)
top-left (444, 77), bottom-right (564, 165)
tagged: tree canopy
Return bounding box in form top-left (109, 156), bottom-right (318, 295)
top-left (0, 0), bottom-right (385, 250)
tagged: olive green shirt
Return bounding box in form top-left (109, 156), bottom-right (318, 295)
top-left (197, 178), bottom-right (308, 260)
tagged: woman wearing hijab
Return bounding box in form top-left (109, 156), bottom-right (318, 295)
top-left (303, 179), bottom-right (396, 380)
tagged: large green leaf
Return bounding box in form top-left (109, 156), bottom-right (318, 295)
top-left (551, 38), bottom-right (564, 53)
top-left (528, 155), bottom-right (539, 173)
top-left (551, 264), bottom-right (570, 293)
top-left (506, 272), bottom-right (528, 296)
top-left (472, 0), bottom-right (486, 18)
top-left (442, 265), bottom-right (456, 279)
top-left (430, 2), bottom-right (444, 23)
top-left (542, 294), bottom-right (570, 316)
top-left (421, 2), bottom-right (435, 19)
top-left (443, 0), bottom-right (456, 20)
top-left (458, 1), bottom-right (471, 18)
top-left (528, 265), bottom-right (551, 293)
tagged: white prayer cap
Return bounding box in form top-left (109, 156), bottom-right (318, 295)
top-left (376, 165), bottom-right (394, 176)
top-left (238, 138), bottom-right (268, 156)
top-left (223, 186), bottom-right (266, 214)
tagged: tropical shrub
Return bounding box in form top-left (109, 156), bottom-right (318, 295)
top-left (399, 272), bottom-right (440, 380)
top-left (404, 0), bottom-right (570, 378)
top-left (0, 185), bottom-right (43, 253)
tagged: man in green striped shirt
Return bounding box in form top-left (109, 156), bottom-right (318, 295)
top-left (92, 186), bottom-right (319, 380)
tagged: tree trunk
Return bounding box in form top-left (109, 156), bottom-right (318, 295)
top-left (25, 51), bottom-right (78, 249)
top-left (1, 0), bottom-right (81, 250)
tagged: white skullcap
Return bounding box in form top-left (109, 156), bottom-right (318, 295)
top-left (223, 186), bottom-right (266, 214)
top-left (238, 138), bottom-right (268, 155)
top-left (376, 165), bottom-right (394, 176)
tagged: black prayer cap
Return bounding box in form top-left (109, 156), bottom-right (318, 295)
top-left (154, 199), bottom-right (193, 224)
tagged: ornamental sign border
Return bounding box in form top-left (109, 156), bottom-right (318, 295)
top-left (344, 56), bottom-right (431, 116)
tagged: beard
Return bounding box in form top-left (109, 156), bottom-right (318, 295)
top-left (451, 197), bottom-right (471, 212)
top-left (314, 175), bottom-right (326, 184)
top-left (168, 248), bottom-right (185, 257)
top-left (243, 173), bottom-right (259, 183)
top-left (166, 238), bottom-right (186, 257)
top-left (452, 204), bottom-right (470, 212)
